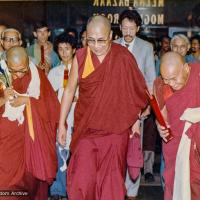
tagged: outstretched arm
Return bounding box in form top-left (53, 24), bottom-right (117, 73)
top-left (58, 55), bottom-right (78, 147)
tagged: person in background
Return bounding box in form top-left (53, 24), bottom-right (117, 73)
top-left (115, 9), bottom-right (156, 200)
top-left (187, 35), bottom-right (200, 62)
top-left (27, 21), bottom-right (60, 74)
top-left (79, 27), bottom-right (87, 48)
top-left (158, 36), bottom-right (171, 58)
top-left (115, 9), bottom-right (156, 92)
top-left (0, 28), bottom-right (22, 59)
top-left (0, 24), bottom-right (7, 56)
top-left (170, 34), bottom-right (190, 62)
top-left (65, 27), bottom-right (78, 45)
top-left (48, 32), bottom-right (77, 200)
top-left (155, 36), bottom-right (171, 76)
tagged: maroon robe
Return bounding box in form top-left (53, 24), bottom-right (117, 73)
top-left (160, 63), bottom-right (200, 200)
top-left (67, 43), bottom-right (148, 200)
top-left (0, 68), bottom-right (60, 199)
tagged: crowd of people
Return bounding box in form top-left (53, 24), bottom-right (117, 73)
top-left (0, 8), bottom-right (200, 200)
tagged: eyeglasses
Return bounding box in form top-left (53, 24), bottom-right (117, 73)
top-left (86, 35), bottom-right (110, 46)
top-left (171, 44), bottom-right (187, 51)
top-left (2, 37), bottom-right (20, 43)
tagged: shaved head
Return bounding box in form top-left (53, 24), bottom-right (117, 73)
top-left (87, 15), bottom-right (111, 33)
top-left (86, 15), bottom-right (112, 60)
top-left (160, 51), bottom-right (184, 74)
top-left (6, 47), bottom-right (29, 79)
top-left (6, 46), bottom-right (28, 65)
top-left (160, 51), bottom-right (190, 90)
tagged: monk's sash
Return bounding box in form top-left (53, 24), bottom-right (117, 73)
top-left (82, 47), bottom-right (95, 78)
top-left (63, 68), bottom-right (69, 88)
top-left (26, 99), bottom-right (35, 141)
top-left (70, 44), bottom-right (148, 152)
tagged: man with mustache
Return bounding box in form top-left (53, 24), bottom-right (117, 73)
top-left (115, 9), bottom-right (156, 200)
top-left (115, 9), bottom-right (156, 93)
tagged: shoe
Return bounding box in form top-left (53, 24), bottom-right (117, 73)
top-left (50, 195), bottom-right (61, 200)
top-left (144, 172), bottom-right (155, 183)
top-left (127, 197), bottom-right (137, 200)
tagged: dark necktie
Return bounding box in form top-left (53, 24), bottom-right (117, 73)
top-left (125, 43), bottom-right (129, 48)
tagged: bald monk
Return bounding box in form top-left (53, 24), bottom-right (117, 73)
top-left (157, 52), bottom-right (200, 200)
top-left (57, 15), bottom-right (147, 200)
top-left (0, 47), bottom-right (60, 199)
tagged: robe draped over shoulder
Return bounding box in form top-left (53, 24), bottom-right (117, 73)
top-left (70, 43), bottom-right (148, 152)
top-left (163, 63), bottom-right (200, 200)
top-left (0, 68), bottom-right (60, 191)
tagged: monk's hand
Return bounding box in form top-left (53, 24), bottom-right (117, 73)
top-left (9, 95), bottom-right (29, 107)
top-left (3, 87), bottom-right (15, 101)
top-left (156, 121), bottom-right (170, 142)
top-left (130, 119), bottom-right (141, 138)
top-left (58, 124), bottom-right (67, 148)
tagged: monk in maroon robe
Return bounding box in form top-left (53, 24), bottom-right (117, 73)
top-left (0, 47), bottom-right (60, 199)
top-left (157, 52), bottom-right (200, 200)
top-left (58, 16), bottom-right (147, 200)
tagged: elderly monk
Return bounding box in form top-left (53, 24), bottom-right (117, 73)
top-left (0, 47), bottom-right (60, 199)
top-left (58, 15), bottom-right (148, 200)
top-left (156, 52), bottom-right (200, 200)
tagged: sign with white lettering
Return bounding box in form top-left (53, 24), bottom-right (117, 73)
top-left (92, 0), bottom-right (165, 25)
